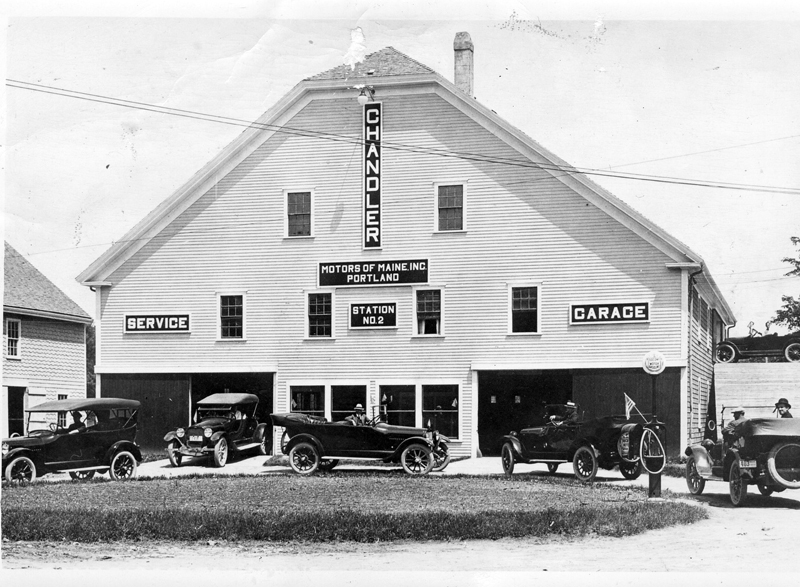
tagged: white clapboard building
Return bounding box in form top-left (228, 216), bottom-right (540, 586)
top-left (78, 34), bottom-right (734, 455)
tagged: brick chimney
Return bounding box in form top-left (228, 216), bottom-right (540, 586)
top-left (453, 32), bottom-right (474, 97)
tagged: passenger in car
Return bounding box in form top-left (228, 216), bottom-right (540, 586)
top-left (345, 404), bottom-right (367, 426)
top-left (775, 398), bottom-right (793, 418)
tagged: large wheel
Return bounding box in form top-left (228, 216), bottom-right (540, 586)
top-left (766, 442), bottom-right (800, 489)
top-left (288, 442), bottom-right (320, 475)
top-left (785, 342), bottom-right (800, 363)
top-left (109, 450), bottom-right (138, 480)
top-left (69, 470), bottom-right (96, 481)
top-left (432, 446), bottom-right (451, 472)
top-left (4, 456), bottom-right (36, 484)
top-left (501, 443), bottom-right (515, 475)
top-left (685, 457), bottom-right (706, 495)
top-left (619, 460), bottom-right (642, 480)
top-left (257, 431), bottom-right (270, 456)
top-left (729, 460), bottom-right (748, 507)
top-left (318, 459), bottom-right (339, 472)
top-left (167, 440), bottom-right (183, 467)
top-left (573, 446), bottom-right (598, 483)
top-left (400, 443), bottom-right (434, 475)
top-left (213, 438), bottom-right (229, 468)
top-left (547, 463), bottom-right (559, 475)
top-left (280, 431), bottom-right (290, 453)
top-left (716, 343), bottom-right (737, 363)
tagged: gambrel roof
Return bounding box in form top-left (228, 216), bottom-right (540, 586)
top-left (77, 46), bottom-right (734, 324)
top-left (5, 242), bottom-right (92, 324)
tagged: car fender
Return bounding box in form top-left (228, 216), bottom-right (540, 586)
top-left (104, 441), bottom-right (142, 464)
top-left (722, 448), bottom-right (741, 482)
top-left (569, 438), bottom-right (599, 460)
top-left (501, 435), bottom-right (524, 458)
top-left (163, 431), bottom-right (179, 443)
top-left (285, 433), bottom-right (325, 456)
top-left (2, 447), bottom-right (40, 470)
top-left (254, 423), bottom-right (269, 442)
top-left (210, 431), bottom-right (227, 444)
top-left (684, 445), bottom-right (713, 476)
top-left (392, 436), bottom-right (433, 460)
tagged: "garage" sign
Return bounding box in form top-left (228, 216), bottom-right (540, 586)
top-left (125, 314), bottom-right (190, 333)
top-left (350, 303), bottom-right (397, 329)
top-left (569, 302), bottom-right (649, 325)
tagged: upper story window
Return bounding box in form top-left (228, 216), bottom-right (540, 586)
top-left (308, 292), bottom-right (332, 338)
top-left (5, 318), bottom-right (21, 358)
top-left (286, 190), bottom-right (313, 237)
top-left (510, 286), bottom-right (540, 334)
top-left (219, 294), bottom-right (244, 339)
top-left (416, 289), bottom-right (442, 335)
top-left (435, 183), bottom-right (465, 232)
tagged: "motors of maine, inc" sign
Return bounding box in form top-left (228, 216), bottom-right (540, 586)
top-left (569, 302), bottom-right (650, 325)
top-left (319, 260), bottom-right (428, 287)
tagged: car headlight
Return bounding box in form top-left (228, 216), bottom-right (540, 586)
top-left (176, 428), bottom-right (185, 438)
top-left (425, 430), bottom-right (433, 440)
top-left (1, 442), bottom-right (9, 456)
top-left (203, 427), bottom-right (212, 438)
top-left (617, 432), bottom-right (631, 458)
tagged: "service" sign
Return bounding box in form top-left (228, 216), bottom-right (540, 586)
top-left (125, 314), bottom-right (190, 333)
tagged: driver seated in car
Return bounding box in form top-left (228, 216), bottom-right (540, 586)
top-left (723, 407), bottom-right (748, 447)
top-left (66, 411), bottom-right (86, 434)
top-left (345, 404), bottom-right (367, 426)
top-left (550, 402), bottom-right (578, 426)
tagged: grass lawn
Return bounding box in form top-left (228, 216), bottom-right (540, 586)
top-left (2, 471), bottom-right (706, 543)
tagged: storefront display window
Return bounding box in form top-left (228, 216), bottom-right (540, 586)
top-left (422, 384), bottom-right (459, 439)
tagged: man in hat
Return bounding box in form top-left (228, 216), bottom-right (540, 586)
top-left (345, 403), bottom-right (367, 426)
top-left (723, 406), bottom-right (748, 446)
top-left (775, 398), bottom-right (793, 418)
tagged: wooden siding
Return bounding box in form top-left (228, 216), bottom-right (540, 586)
top-left (715, 363), bottom-right (800, 423)
top-left (686, 287), bottom-right (715, 446)
top-left (98, 93), bottom-right (688, 456)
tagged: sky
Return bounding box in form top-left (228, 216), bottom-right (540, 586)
top-left (3, 1), bottom-right (800, 337)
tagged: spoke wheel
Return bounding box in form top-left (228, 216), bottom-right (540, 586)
top-left (213, 438), bottom-right (229, 468)
top-left (619, 460), bottom-right (642, 480)
top-left (401, 444), bottom-right (433, 475)
top-left (432, 447), bottom-right (451, 472)
top-left (547, 463), bottom-right (559, 475)
top-left (729, 460), bottom-right (748, 507)
top-left (167, 440), bottom-right (183, 467)
top-left (501, 443), bottom-right (515, 475)
top-left (785, 342), bottom-right (800, 363)
top-left (572, 446), bottom-right (598, 483)
top-left (257, 432), bottom-right (270, 456)
top-left (716, 343), bottom-right (737, 363)
top-left (109, 451), bottom-right (137, 480)
top-left (289, 442), bottom-right (320, 475)
top-left (4, 456), bottom-right (36, 485)
top-left (685, 457), bottom-right (706, 495)
top-left (69, 470), bottom-right (96, 481)
top-left (318, 459), bottom-right (339, 472)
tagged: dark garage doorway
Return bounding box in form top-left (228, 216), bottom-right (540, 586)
top-left (477, 370), bottom-right (573, 456)
top-left (191, 372), bottom-right (274, 423)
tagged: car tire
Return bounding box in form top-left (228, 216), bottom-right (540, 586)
top-left (280, 430), bottom-right (290, 453)
top-left (784, 342), bottom-right (800, 363)
top-left (766, 442), bottom-right (800, 489)
top-left (167, 440), bottom-right (183, 467)
top-left (501, 443), bottom-right (515, 475)
top-left (289, 442), bottom-right (320, 475)
top-left (729, 460), bottom-right (748, 507)
top-left (213, 438), bottom-right (229, 468)
top-left (400, 443), bottom-right (434, 475)
top-left (4, 455), bottom-right (36, 484)
top-left (257, 432), bottom-right (270, 456)
top-left (716, 343), bottom-right (737, 363)
top-left (69, 470), bottom-right (96, 481)
top-left (573, 446), bottom-right (598, 483)
top-left (619, 460), bottom-right (642, 480)
top-left (685, 457), bottom-right (706, 495)
top-left (432, 447), bottom-right (451, 472)
top-left (547, 463), bottom-right (559, 475)
top-left (109, 450), bottom-right (138, 480)
top-left (318, 459), bottom-right (339, 472)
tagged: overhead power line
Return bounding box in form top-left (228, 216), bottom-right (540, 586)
top-left (7, 79), bottom-right (800, 196)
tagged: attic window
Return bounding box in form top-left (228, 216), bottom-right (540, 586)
top-left (286, 190), bottom-right (314, 237)
top-left (6, 319), bottom-right (21, 358)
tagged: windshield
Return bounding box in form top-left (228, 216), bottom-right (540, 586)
top-left (197, 407), bottom-right (235, 420)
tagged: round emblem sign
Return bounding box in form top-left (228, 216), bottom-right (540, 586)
top-left (642, 350), bottom-right (666, 375)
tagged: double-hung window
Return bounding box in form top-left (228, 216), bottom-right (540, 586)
top-left (435, 184), bottom-right (465, 231)
top-left (286, 190), bottom-right (313, 237)
top-left (219, 294), bottom-right (244, 339)
top-left (510, 286), bottom-right (540, 334)
top-left (308, 292), bottom-right (332, 338)
top-left (416, 289), bottom-right (442, 335)
top-left (290, 385), bottom-right (325, 418)
top-left (5, 318), bottom-right (20, 358)
top-left (422, 385), bottom-right (459, 439)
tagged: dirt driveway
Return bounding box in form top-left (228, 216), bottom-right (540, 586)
top-left (3, 458), bottom-right (798, 580)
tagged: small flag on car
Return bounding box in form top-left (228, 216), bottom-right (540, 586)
top-left (624, 393), bottom-right (636, 420)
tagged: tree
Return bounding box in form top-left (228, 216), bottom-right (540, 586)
top-left (768, 237), bottom-right (800, 332)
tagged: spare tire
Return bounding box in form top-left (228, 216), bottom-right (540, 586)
top-left (766, 441), bottom-right (800, 489)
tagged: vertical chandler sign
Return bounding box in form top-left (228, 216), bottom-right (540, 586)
top-left (363, 102), bottom-right (382, 249)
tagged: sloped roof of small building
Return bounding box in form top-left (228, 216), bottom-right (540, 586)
top-left (304, 47), bottom-right (435, 81)
top-left (5, 242), bottom-right (91, 324)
